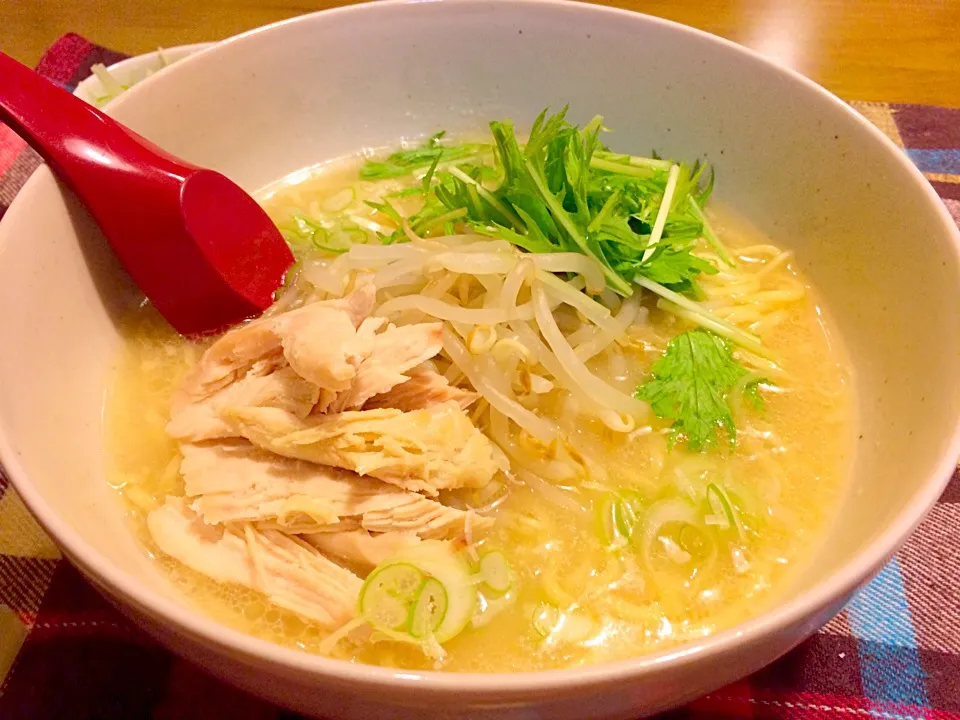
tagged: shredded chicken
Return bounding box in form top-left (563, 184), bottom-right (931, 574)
top-left (324, 322), bottom-right (443, 412)
top-left (277, 301), bottom-right (376, 391)
top-left (180, 440), bottom-right (492, 538)
top-left (155, 280), bottom-right (505, 628)
top-left (364, 364), bottom-right (478, 412)
top-left (304, 530), bottom-right (423, 568)
top-left (221, 403), bottom-right (506, 496)
top-left (175, 285), bottom-right (376, 405)
top-left (167, 367), bottom-right (320, 442)
top-left (147, 498), bottom-right (362, 627)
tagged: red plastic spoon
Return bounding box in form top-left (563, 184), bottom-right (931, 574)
top-left (0, 52), bottom-right (294, 336)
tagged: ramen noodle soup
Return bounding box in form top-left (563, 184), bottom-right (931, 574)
top-left (105, 109), bottom-right (854, 672)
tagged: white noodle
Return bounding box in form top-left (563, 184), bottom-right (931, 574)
top-left (488, 410), bottom-right (576, 483)
top-left (379, 295), bottom-right (531, 325)
top-left (467, 326), bottom-right (498, 355)
top-left (536, 271), bottom-right (621, 335)
top-left (597, 409), bottom-right (636, 433)
top-left (346, 243), bottom-right (424, 265)
top-left (443, 327), bottom-right (556, 442)
top-left (302, 255), bottom-right (349, 295)
top-left (531, 253), bottom-right (606, 294)
top-left (574, 294), bottom-right (641, 363)
top-left (532, 283), bottom-right (650, 419)
top-left (492, 337), bottom-right (533, 365)
top-left (529, 374), bottom-right (554, 394)
top-left (517, 470), bottom-right (588, 513)
top-left (500, 259), bottom-right (533, 318)
top-left (428, 251), bottom-right (518, 275)
top-left (373, 257), bottom-right (428, 289)
top-left (509, 321), bottom-right (616, 422)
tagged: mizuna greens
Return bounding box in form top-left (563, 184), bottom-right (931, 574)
top-left (354, 109), bottom-right (769, 449)
top-left (358, 108), bottom-right (762, 353)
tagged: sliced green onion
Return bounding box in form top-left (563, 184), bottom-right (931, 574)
top-left (638, 497), bottom-right (701, 569)
top-left (616, 495), bottom-right (640, 538)
top-left (531, 604), bottom-right (597, 646)
top-left (731, 546), bottom-right (751, 574)
top-left (478, 552), bottom-right (512, 595)
top-left (705, 483), bottom-right (742, 539)
top-left (409, 577), bottom-right (449, 639)
top-left (359, 562), bottom-right (424, 631)
top-left (321, 186), bottom-right (357, 212)
top-left (292, 213), bottom-right (321, 238)
top-left (532, 602), bottom-right (560, 638)
top-left (596, 491), bottom-right (644, 548)
top-left (658, 535), bottom-right (692, 564)
top-left (618, 488), bottom-right (647, 509)
top-left (596, 495), bottom-right (622, 548)
top-left (386, 541), bottom-right (477, 644)
top-left (337, 222), bottom-right (369, 248)
top-left (283, 214), bottom-right (352, 254)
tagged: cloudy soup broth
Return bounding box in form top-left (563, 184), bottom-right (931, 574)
top-left (105, 115), bottom-right (855, 672)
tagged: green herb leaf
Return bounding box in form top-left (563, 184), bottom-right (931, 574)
top-left (469, 220), bottom-right (557, 255)
top-left (743, 378), bottom-right (766, 410)
top-left (386, 186), bottom-right (428, 199)
top-left (635, 330), bottom-right (763, 450)
top-left (489, 111), bottom-right (632, 294)
top-left (639, 242), bottom-right (719, 289)
top-left (352, 108), bottom-right (765, 353)
top-left (360, 135), bottom-right (490, 180)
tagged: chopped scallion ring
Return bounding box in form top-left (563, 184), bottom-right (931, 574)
top-left (359, 562), bottom-right (425, 632)
top-left (532, 602), bottom-right (560, 638)
top-left (478, 551), bottom-right (512, 595)
top-left (706, 483), bottom-right (742, 539)
top-left (409, 577), bottom-right (449, 639)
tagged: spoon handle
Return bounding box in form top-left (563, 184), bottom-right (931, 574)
top-left (0, 51), bottom-right (294, 337)
top-left (0, 52), bottom-right (190, 208)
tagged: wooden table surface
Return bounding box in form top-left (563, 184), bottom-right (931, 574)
top-left (3, 0), bottom-right (960, 107)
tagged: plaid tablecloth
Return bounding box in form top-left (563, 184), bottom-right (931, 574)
top-left (1, 33), bottom-right (959, 720)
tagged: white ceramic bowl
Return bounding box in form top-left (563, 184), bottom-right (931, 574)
top-left (2, 2), bottom-right (959, 718)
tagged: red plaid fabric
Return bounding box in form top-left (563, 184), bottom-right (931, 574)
top-left (1, 34), bottom-right (959, 720)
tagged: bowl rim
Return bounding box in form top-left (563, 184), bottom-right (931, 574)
top-left (72, 42), bottom-right (215, 105)
top-left (3, 0), bottom-right (960, 696)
